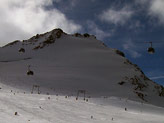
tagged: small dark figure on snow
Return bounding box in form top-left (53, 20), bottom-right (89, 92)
top-left (15, 112), bottom-right (18, 115)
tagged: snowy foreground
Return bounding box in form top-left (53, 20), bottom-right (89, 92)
top-left (0, 84), bottom-right (164, 123)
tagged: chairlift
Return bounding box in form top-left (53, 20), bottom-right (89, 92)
top-left (27, 65), bottom-right (34, 76)
top-left (147, 42), bottom-right (155, 54)
top-left (19, 48), bottom-right (25, 53)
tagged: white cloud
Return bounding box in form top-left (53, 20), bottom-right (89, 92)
top-left (149, 0), bottom-right (164, 24)
top-left (136, 0), bottom-right (164, 24)
top-left (53, 0), bottom-right (62, 3)
top-left (70, 0), bottom-right (78, 7)
top-left (135, 0), bottom-right (149, 4)
top-left (99, 6), bottom-right (134, 25)
top-left (87, 21), bottom-right (111, 40)
top-left (0, 0), bottom-right (81, 46)
top-left (129, 21), bottom-right (144, 30)
top-left (123, 40), bottom-right (141, 58)
top-left (150, 76), bottom-right (164, 80)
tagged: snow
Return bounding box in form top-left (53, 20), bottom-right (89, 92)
top-left (0, 29), bottom-right (164, 122)
top-left (0, 84), bottom-right (164, 123)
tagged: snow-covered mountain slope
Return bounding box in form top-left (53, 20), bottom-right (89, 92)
top-left (0, 28), bottom-right (163, 108)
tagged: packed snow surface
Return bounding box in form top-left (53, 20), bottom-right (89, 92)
top-left (0, 83), bottom-right (164, 123)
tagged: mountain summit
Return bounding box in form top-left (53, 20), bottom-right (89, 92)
top-left (0, 28), bottom-right (163, 107)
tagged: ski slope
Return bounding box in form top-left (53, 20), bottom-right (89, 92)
top-left (0, 83), bottom-right (164, 123)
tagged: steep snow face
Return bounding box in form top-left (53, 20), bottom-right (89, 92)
top-left (0, 29), bottom-right (163, 107)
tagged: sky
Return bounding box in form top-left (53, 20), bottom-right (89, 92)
top-left (0, 0), bottom-right (164, 85)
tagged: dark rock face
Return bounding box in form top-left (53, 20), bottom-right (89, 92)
top-left (115, 50), bottom-right (125, 57)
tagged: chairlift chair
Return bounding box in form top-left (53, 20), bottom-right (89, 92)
top-left (19, 48), bottom-right (25, 53)
top-left (27, 65), bottom-right (34, 76)
top-left (147, 42), bottom-right (155, 54)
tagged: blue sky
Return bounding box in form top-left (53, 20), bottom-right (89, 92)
top-left (0, 0), bottom-right (164, 85)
